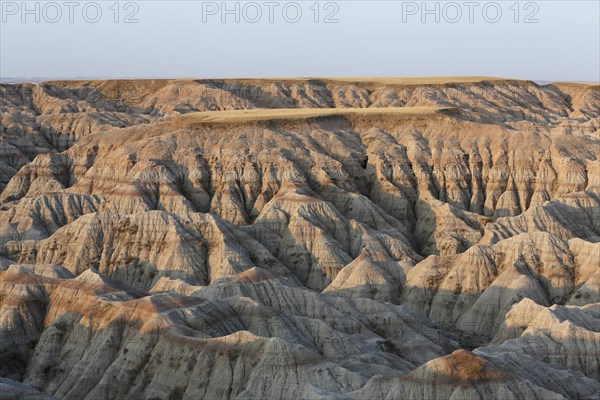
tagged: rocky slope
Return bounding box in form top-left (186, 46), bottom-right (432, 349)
top-left (0, 77), bottom-right (598, 399)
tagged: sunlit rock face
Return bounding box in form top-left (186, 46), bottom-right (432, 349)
top-left (0, 78), bottom-right (598, 399)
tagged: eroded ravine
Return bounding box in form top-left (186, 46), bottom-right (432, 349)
top-left (1, 78), bottom-right (598, 399)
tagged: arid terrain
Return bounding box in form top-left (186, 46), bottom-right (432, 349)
top-left (0, 77), bottom-right (598, 400)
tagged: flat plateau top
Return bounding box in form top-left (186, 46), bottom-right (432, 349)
top-left (4, 77), bottom-right (596, 87)
top-left (180, 106), bottom-right (450, 124)
top-left (40, 76), bottom-right (507, 86)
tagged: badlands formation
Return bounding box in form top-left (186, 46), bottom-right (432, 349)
top-left (0, 77), bottom-right (598, 399)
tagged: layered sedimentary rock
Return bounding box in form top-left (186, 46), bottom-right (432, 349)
top-left (0, 78), bottom-right (598, 399)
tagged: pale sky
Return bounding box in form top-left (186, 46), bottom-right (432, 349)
top-left (1, 1), bottom-right (599, 82)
